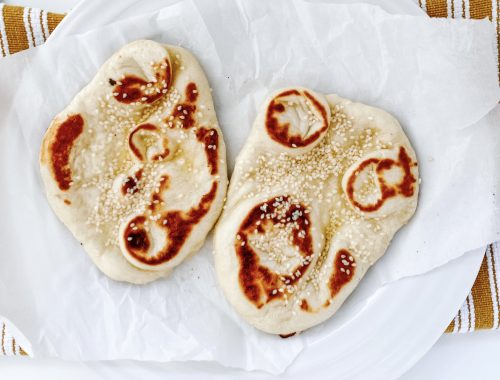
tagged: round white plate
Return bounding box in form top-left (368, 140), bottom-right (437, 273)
top-left (44, 1), bottom-right (483, 378)
top-left (73, 249), bottom-right (481, 380)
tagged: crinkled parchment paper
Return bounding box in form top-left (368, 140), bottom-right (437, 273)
top-left (0, 0), bottom-right (498, 373)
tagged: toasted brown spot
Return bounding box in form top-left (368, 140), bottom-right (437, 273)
top-left (329, 249), bottom-right (356, 299)
top-left (304, 91), bottom-right (326, 118)
top-left (151, 146), bottom-right (170, 161)
top-left (113, 59), bottom-right (171, 104)
top-left (265, 89), bottom-right (328, 148)
top-left (124, 216), bottom-right (151, 256)
top-left (63, 199), bottom-right (71, 205)
top-left (128, 123), bottom-right (158, 161)
top-left (235, 196), bottom-right (313, 308)
top-left (279, 332), bottom-right (296, 338)
top-left (49, 114), bottom-right (84, 191)
top-left (395, 147), bottom-right (417, 197)
top-left (186, 82), bottom-right (198, 102)
top-left (172, 103), bottom-right (196, 129)
top-left (277, 89), bottom-right (300, 97)
top-left (121, 169), bottom-right (144, 196)
top-left (124, 182), bottom-right (218, 266)
top-left (167, 83), bottom-right (199, 129)
top-left (300, 299), bottom-right (311, 312)
top-left (346, 146), bottom-right (417, 212)
top-left (196, 127), bottom-right (219, 175)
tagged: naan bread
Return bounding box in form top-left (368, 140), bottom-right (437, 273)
top-left (40, 40), bottom-right (227, 284)
top-left (214, 87), bottom-right (418, 335)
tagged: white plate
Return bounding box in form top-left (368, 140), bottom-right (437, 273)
top-left (40, 1), bottom-right (484, 378)
top-left (70, 249), bottom-right (481, 380)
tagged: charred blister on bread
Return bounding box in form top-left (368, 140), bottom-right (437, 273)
top-left (342, 147), bottom-right (418, 218)
top-left (46, 114), bottom-right (85, 192)
top-left (120, 181), bottom-right (218, 270)
top-left (235, 196), bottom-right (314, 309)
top-left (112, 58), bottom-right (172, 105)
top-left (263, 88), bottom-right (330, 156)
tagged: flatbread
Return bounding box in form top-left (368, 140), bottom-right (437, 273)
top-left (40, 40), bottom-right (227, 284)
top-left (214, 87), bottom-right (418, 335)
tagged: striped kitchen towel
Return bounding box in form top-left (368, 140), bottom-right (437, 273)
top-left (0, 319), bottom-right (27, 356)
top-left (0, 4), bottom-right (63, 56)
top-left (0, 0), bottom-right (499, 356)
top-left (419, 0), bottom-right (500, 332)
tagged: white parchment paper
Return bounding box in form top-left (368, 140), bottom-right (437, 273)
top-left (0, 0), bottom-right (499, 373)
